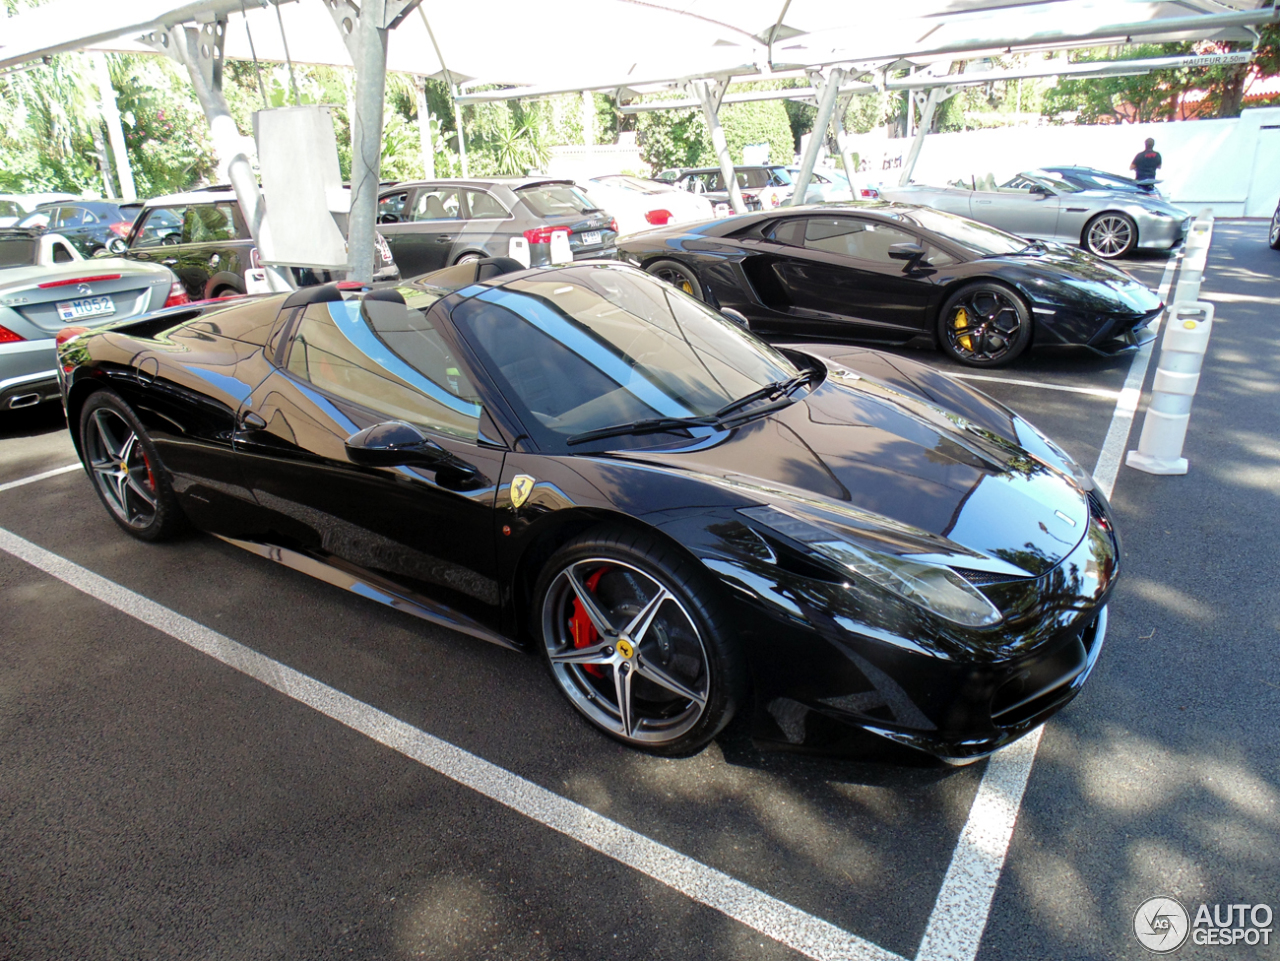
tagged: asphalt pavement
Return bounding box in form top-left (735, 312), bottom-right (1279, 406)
top-left (1, 230), bottom-right (1275, 961)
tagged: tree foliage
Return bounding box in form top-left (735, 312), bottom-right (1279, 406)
top-left (635, 89), bottom-right (795, 171)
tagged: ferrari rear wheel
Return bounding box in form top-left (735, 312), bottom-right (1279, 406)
top-left (1269, 203), bottom-right (1280, 250)
top-left (535, 527), bottom-right (744, 755)
top-left (938, 282), bottom-right (1031, 368)
top-left (79, 390), bottom-right (187, 542)
top-left (1084, 212), bottom-right (1138, 259)
top-left (646, 259), bottom-right (703, 301)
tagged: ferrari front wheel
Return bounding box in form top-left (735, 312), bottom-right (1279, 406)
top-left (79, 390), bottom-right (188, 541)
top-left (535, 527), bottom-right (744, 755)
top-left (645, 259), bottom-right (703, 301)
top-left (938, 282), bottom-right (1031, 368)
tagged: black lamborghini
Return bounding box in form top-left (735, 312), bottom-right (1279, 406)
top-left (619, 202), bottom-right (1165, 368)
top-left (57, 258), bottom-right (1118, 763)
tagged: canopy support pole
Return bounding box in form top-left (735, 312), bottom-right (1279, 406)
top-left (831, 92), bottom-right (859, 194)
top-left (347, 4), bottom-right (388, 283)
top-left (147, 20), bottom-right (291, 290)
top-left (91, 53), bottom-right (135, 201)
top-left (790, 66), bottom-right (845, 206)
top-left (898, 84), bottom-right (957, 187)
top-left (690, 77), bottom-right (745, 215)
top-left (416, 6), bottom-right (466, 178)
top-left (416, 78), bottom-right (435, 180)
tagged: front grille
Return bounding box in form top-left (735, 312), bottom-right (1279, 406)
top-left (991, 625), bottom-right (1092, 728)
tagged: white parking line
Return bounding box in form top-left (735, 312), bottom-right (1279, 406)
top-left (0, 525), bottom-right (906, 961)
top-left (946, 373), bottom-right (1121, 399)
top-left (0, 463), bottom-right (82, 494)
top-left (915, 247), bottom-right (1184, 961)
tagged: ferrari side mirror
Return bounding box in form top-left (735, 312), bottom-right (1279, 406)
top-left (346, 421), bottom-right (450, 468)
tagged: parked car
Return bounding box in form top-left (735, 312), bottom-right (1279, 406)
top-left (125, 186), bottom-right (399, 300)
top-left (659, 165), bottom-right (798, 213)
top-left (1270, 195), bottom-right (1280, 251)
top-left (17, 200), bottom-right (138, 257)
top-left (58, 258), bottom-right (1117, 762)
top-left (0, 192), bottom-right (79, 227)
top-left (1033, 165), bottom-right (1164, 199)
top-left (619, 202), bottom-right (1164, 367)
top-left (376, 179), bottom-right (619, 277)
top-left (786, 166), bottom-right (882, 204)
top-left (882, 170), bottom-right (1190, 259)
top-left (581, 175), bottom-right (713, 235)
top-left (0, 227), bottom-right (184, 411)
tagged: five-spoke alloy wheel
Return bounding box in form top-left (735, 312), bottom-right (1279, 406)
top-left (1084, 212), bottom-right (1138, 259)
top-left (537, 529), bottom-right (743, 755)
top-left (938, 281), bottom-right (1031, 367)
top-left (79, 391), bottom-right (187, 541)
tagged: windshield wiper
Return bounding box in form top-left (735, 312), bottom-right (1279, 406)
top-left (565, 370), bottom-right (816, 447)
top-left (566, 413), bottom-right (720, 446)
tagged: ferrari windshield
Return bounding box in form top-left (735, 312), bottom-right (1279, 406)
top-left (903, 207), bottom-right (1027, 257)
top-left (451, 264), bottom-right (800, 448)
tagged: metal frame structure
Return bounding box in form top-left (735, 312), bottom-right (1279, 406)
top-left (0, 0), bottom-right (1276, 283)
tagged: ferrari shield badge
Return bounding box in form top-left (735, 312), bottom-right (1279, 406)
top-left (510, 474), bottom-right (536, 509)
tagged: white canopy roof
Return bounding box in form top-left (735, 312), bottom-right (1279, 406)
top-left (2, 0), bottom-right (1274, 90)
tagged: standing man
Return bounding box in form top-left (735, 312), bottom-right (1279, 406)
top-left (1131, 138), bottom-right (1162, 184)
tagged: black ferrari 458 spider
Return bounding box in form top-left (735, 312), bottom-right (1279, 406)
top-left (58, 257), bottom-right (1118, 763)
top-left (619, 202), bottom-right (1164, 368)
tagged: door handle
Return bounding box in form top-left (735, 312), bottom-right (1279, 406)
top-left (975, 200), bottom-right (992, 205)
top-left (240, 411), bottom-right (267, 430)
top-left (434, 234), bottom-right (455, 242)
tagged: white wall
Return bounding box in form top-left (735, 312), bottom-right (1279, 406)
top-left (845, 107), bottom-right (1280, 217)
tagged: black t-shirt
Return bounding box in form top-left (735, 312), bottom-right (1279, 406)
top-left (1132, 150), bottom-right (1162, 180)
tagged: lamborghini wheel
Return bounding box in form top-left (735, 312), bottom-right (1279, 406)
top-left (646, 259), bottom-right (703, 301)
top-left (938, 282), bottom-right (1031, 368)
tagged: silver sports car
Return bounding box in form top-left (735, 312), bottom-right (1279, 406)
top-left (1, 227), bottom-right (182, 411)
top-left (882, 170), bottom-right (1191, 259)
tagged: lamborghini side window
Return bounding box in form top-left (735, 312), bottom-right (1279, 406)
top-left (802, 218), bottom-right (919, 263)
top-left (285, 300), bottom-right (481, 442)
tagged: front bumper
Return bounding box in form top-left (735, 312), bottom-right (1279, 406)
top-left (1138, 213), bottom-right (1192, 250)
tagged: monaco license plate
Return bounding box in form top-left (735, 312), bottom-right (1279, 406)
top-left (56, 296), bottom-right (114, 321)
top-left (579, 230), bottom-right (602, 246)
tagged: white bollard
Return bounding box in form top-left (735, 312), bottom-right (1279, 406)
top-left (1125, 301), bottom-right (1215, 475)
top-left (1172, 209), bottom-right (1214, 304)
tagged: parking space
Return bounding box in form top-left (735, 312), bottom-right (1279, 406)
top-left (2, 231), bottom-right (1277, 961)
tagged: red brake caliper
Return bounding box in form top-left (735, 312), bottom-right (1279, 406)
top-left (140, 450), bottom-right (157, 491)
top-left (568, 566), bottom-right (610, 678)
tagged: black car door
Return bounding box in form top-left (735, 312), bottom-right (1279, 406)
top-left (760, 215), bottom-right (943, 341)
top-left (232, 294), bottom-right (507, 634)
top-left (52, 205), bottom-right (92, 255)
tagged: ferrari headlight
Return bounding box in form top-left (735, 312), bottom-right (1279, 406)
top-left (740, 506), bottom-right (1003, 628)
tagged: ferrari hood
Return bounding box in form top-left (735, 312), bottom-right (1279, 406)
top-left (627, 366), bottom-right (1089, 576)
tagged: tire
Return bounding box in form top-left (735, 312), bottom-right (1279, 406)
top-left (937, 281), bottom-right (1031, 368)
top-left (455, 252), bottom-right (483, 265)
top-left (1269, 203), bottom-right (1280, 251)
top-left (645, 259), bottom-right (703, 301)
top-left (88, 246), bottom-right (105, 257)
top-left (79, 390), bottom-right (188, 542)
top-left (1083, 212), bottom-right (1138, 259)
top-left (534, 526), bottom-right (745, 756)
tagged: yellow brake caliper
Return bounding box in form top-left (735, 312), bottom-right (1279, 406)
top-left (953, 307), bottom-right (973, 351)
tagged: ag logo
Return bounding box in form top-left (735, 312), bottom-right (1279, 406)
top-left (1134, 896), bottom-right (1190, 953)
top-left (509, 474), bottom-right (536, 509)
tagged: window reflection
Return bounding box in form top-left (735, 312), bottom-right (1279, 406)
top-left (286, 300), bottom-right (481, 441)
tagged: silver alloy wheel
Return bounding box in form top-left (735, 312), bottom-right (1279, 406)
top-left (85, 408), bottom-right (157, 529)
top-left (945, 288), bottom-right (1023, 364)
top-left (1270, 207), bottom-right (1280, 247)
top-left (542, 557), bottom-right (710, 745)
top-left (1087, 214), bottom-right (1135, 258)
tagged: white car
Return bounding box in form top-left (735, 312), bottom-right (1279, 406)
top-left (786, 167), bottom-right (882, 204)
top-left (1, 227), bottom-right (185, 410)
top-left (581, 175), bottom-right (714, 236)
